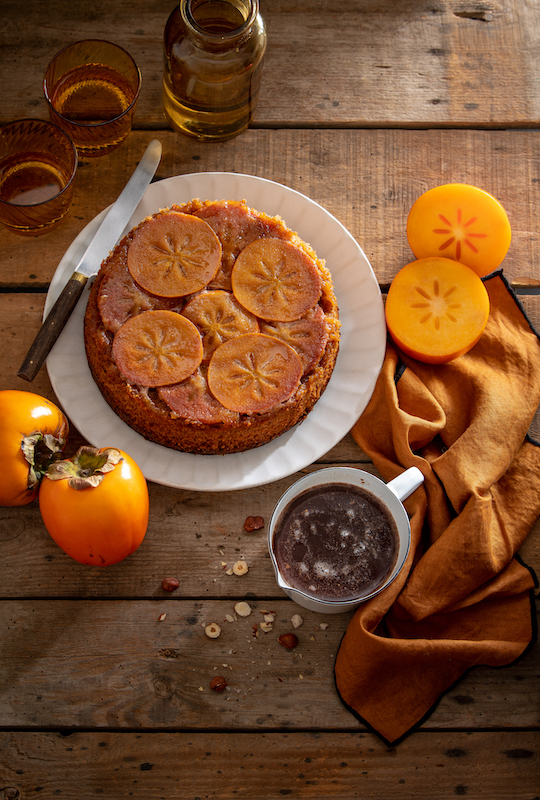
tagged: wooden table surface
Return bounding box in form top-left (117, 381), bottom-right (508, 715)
top-left (1, 1), bottom-right (539, 798)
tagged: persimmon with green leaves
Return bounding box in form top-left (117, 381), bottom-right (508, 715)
top-left (406, 183), bottom-right (511, 277)
top-left (0, 390), bottom-right (68, 507)
top-left (39, 446), bottom-right (149, 566)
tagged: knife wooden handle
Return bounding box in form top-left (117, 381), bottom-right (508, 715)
top-left (18, 273), bottom-right (88, 382)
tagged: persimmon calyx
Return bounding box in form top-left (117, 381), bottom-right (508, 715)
top-left (21, 431), bottom-right (67, 490)
top-left (45, 447), bottom-right (122, 490)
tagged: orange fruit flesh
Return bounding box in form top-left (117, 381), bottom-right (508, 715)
top-left (182, 290), bottom-right (260, 360)
top-left (385, 257), bottom-right (490, 364)
top-left (127, 211), bottom-right (222, 297)
top-left (112, 309), bottom-right (203, 386)
top-left (207, 333), bottom-right (303, 414)
top-left (231, 238), bottom-right (322, 321)
top-left (406, 183), bottom-right (511, 277)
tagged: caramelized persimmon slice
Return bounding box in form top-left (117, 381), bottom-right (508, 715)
top-left (231, 238), bottom-right (322, 321)
top-left (182, 290), bottom-right (260, 360)
top-left (112, 310), bottom-right (203, 386)
top-left (98, 260), bottom-right (184, 333)
top-left (194, 200), bottom-right (278, 290)
top-left (261, 306), bottom-right (329, 374)
top-left (159, 367), bottom-right (239, 424)
top-left (127, 211), bottom-right (222, 297)
top-left (207, 333), bottom-right (303, 414)
top-left (385, 257), bottom-right (490, 364)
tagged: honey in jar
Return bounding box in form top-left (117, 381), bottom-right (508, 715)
top-left (163, 0), bottom-right (266, 141)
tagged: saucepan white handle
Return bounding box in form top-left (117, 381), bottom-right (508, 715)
top-left (387, 466), bottom-right (424, 502)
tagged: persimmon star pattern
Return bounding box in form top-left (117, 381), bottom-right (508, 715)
top-left (432, 207), bottom-right (487, 261)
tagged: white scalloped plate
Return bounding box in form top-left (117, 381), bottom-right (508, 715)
top-left (46, 172), bottom-right (385, 491)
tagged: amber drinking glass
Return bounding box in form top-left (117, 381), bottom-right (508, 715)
top-left (44, 40), bottom-right (141, 157)
top-left (0, 119), bottom-right (77, 236)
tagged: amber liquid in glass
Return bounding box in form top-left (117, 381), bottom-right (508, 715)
top-left (49, 65), bottom-right (137, 155)
top-left (163, 0), bottom-right (266, 141)
top-left (0, 154), bottom-right (71, 233)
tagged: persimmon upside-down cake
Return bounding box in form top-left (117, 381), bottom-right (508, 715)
top-left (83, 199), bottom-right (341, 455)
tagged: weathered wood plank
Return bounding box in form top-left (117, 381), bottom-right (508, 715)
top-left (1, 0), bottom-right (539, 128)
top-left (1, 130), bottom-right (539, 288)
top-left (0, 730), bottom-right (538, 800)
top-left (0, 599), bottom-right (537, 731)
top-left (0, 461), bottom-right (538, 599)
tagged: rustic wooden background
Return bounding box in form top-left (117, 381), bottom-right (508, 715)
top-left (0, 0), bottom-right (539, 797)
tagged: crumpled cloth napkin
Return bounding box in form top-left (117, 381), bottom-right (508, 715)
top-left (334, 270), bottom-right (540, 744)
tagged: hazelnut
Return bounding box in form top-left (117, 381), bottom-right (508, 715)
top-left (205, 622), bottom-right (222, 639)
top-left (243, 515), bottom-right (264, 532)
top-left (161, 577), bottom-right (180, 592)
top-left (234, 601), bottom-right (252, 617)
top-left (278, 633), bottom-right (299, 650)
top-left (232, 560), bottom-right (249, 576)
top-left (210, 676), bottom-right (228, 692)
top-left (291, 613), bottom-right (303, 629)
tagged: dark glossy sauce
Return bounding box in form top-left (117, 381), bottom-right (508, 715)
top-left (273, 483), bottom-right (399, 601)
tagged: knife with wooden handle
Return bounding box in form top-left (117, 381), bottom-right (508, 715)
top-left (18, 138), bottom-right (162, 382)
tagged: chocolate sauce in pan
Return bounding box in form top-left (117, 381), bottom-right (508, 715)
top-left (273, 483), bottom-right (399, 601)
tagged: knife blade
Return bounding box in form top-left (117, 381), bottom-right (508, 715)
top-left (18, 138), bottom-right (162, 382)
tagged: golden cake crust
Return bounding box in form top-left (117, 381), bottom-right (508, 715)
top-left (84, 199), bottom-right (340, 455)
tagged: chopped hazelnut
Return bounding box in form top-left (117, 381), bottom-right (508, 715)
top-left (234, 601), bottom-right (252, 617)
top-left (210, 676), bottom-right (228, 692)
top-left (161, 577), bottom-right (180, 592)
top-left (259, 621), bottom-right (273, 633)
top-left (205, 622), bottom-right (222, 639)
top-left (243, 515), bottom-right (264, 532)
top-left (278, 633), bottom-right (299, 650)
top-left (291, 613), bottom-right (303, 628)
top-left (232, 560), bottom-right (249, 576)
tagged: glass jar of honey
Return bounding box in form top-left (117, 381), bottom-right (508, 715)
top-left (163, 0), bottom-right (267, 141)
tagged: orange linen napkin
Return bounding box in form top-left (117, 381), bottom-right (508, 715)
top-left (334, 270), bottom-right (540, 744)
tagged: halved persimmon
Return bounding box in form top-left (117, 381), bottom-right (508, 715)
top-left (406, 184), bottom-right (511, 277)
top-left (261, 306), bottom-right (329, 374)
top-left (127, 211), bottom-right (222, 297)
top-left (231, 238), bottom-right (322, 321)
top-left (207, 333), bottom-right (303, 413)
top-left (182, 290), bottom-right (259, 359)
top-left (385, 257), bottom-right (490, 364)
top-left (112, 310), bottom-right (203, 386)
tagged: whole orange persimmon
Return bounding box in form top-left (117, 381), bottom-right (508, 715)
top-left (0, 390), bottom-right (69, 506)
top-left (39, 446), bottom-right (149, 566)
